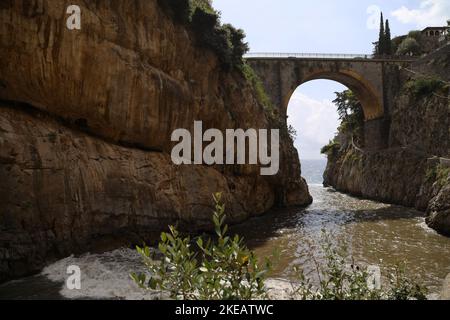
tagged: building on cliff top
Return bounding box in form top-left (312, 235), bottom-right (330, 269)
top-left (418, 22), bottom-right (449, 53)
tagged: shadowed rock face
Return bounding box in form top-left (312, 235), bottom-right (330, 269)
top-left (426, 175), bottom-right (450, 237)
top-left (0, 0), bottom-right (312, 281)
top-left (323, 45), bottom-right (450, 237)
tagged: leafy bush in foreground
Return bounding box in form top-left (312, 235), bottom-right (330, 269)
top-left (132, 197), bottom-right (428, 301)
top-left (291, 231), bottom-right (428, 300)
top-left (131, 193), bottom-right (270, 300)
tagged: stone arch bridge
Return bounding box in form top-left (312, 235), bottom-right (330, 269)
top-left (246, 53), bottom-right (413, 149)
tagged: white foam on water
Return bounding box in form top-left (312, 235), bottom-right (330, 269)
top-left (41, 248), bottom-right (163, 300)
top-left (416, 218), bottom-right (440, 235)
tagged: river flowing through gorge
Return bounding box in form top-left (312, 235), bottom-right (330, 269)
top-left (1, 159), bottom-right (450, 300)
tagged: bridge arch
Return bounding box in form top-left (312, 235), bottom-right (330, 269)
top-left (247, 57), bottom-right (386, 121)
top-left (246, 54), bottom-right (415, 150)
top-left (290, 69), bottom-right (383, 120)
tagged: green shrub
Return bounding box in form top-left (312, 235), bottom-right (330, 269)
top-left (396, 37), bottom-right (421, 56)
top-left (407, 30), bottom-right (422, 40)
top-left (157, 0), bottom-right (248, 71)
top-left (321, 140), bottom-right (341, 156)
top-left (436, 165), bottom-right (450, 187)
top-left (405, 77), bottom-right (446, 98)
top-left (291, 231), bottom-right (428, 300)
top-left (223, 24), bottom-right (249, 68)
top-left (131, 193), bottom-right (270, 300)
top-left (190, 0), bottom-right (215, 14)
top-left (241, 63), bottom-right (274, 112)
top-left (191, 8), bottom-right (232, 69)
top-left (386, 264), bottom-right (428, 300)
top-left (391, 36), bottom-right (406, 55)
top-left (132, 198), bottom-right (428, 301)
top-left (189, 6), bottom-right (248, 70)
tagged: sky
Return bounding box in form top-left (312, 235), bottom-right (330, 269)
top-left (213, 0), bottom-right (450, 159)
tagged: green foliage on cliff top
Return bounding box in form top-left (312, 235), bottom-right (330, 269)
top-left (391, 36), bottom-right (406, 54)
top-left (158, 0), bottom-right (249, 71)
top-left (405, 76), bottom-right (447, 98)
top-left (321, 139), bottom-right (341, 156)
top-left (407, 30), bottom-right (422, 40)
top-left (396, 37), bottom-right (421, 56)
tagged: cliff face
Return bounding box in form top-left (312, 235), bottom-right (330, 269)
top-left (0, 0), bottom-right (311, 281)
top-left (324, 45), bottom-right (450, 235)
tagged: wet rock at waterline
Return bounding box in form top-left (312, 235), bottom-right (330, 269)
top-left (323, 44), bottom-right (450, 236)
top-left (442, 274), bottom-right (450, 300)
top-left (426, 177), bottom-right (450, 237)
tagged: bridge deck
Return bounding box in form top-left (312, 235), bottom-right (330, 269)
top-left (244, 52), bottom-right (415, 62)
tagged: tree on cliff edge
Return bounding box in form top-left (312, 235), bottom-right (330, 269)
top-left (385, 19), bottom-right (392, 55)
top-left (375, 13), bottom-right (394, 56)
top-left (377, 12), bottom-right (385, 55)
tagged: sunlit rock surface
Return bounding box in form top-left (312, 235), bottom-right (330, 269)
top-left (0, 0), bottom-right (311, 282)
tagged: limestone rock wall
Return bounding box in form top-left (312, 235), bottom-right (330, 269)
top-left (0, 0), bottom-right (312, 281)
top-left (324, 45), bottom-right (450, 236)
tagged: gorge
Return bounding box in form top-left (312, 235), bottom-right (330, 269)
top-left (0, 0), bottom-right (449, 298)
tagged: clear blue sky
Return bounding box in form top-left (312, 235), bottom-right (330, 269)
top-left (213, 0), bottom-right (449, 159)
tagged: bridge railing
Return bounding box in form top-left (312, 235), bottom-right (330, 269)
top-left (244, 52), bottom-right (374, 59)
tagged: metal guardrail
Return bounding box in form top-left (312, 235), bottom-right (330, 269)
top-left (244, 52), bottom-right (374, 59)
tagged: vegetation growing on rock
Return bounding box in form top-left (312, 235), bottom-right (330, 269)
top-left (158, 0), bottom-right (249, 71)
top-left (396, 37), bottom-right (421, 56)
top-left (320, 89), bottom-right (364, 158)
top-left (132, 196), bottom-right (429, 300)
top-left (241, 63), bottom-right (275, 113)
top-left (321, 140), bottom-right (341, 157)
top-left (333, 90), bottom-right (365, 145)
top-left (131, 193), bottom-right (270, 300)
top-left (404, 76), bottom-right (447, 98)
top-left (427, 165), bottom-right (450, 188)
top-left (291, 231), bottom-right (428, 300)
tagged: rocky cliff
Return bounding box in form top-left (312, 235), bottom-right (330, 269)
top-left (0, 0), bottom-right (311, 282)
top-left (324, 44), bottom-right (450, 236)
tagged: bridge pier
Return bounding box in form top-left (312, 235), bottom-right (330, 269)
top-left (364, 117), bottom-right (390, 150)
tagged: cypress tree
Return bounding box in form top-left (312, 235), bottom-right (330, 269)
top-left (378, 12), bottom-right (385, 55)
top-left (385, 19), bottom-right (392, 55)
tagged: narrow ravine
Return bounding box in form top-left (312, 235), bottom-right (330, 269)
top-left (1, 159), bottom-right (449, 300)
